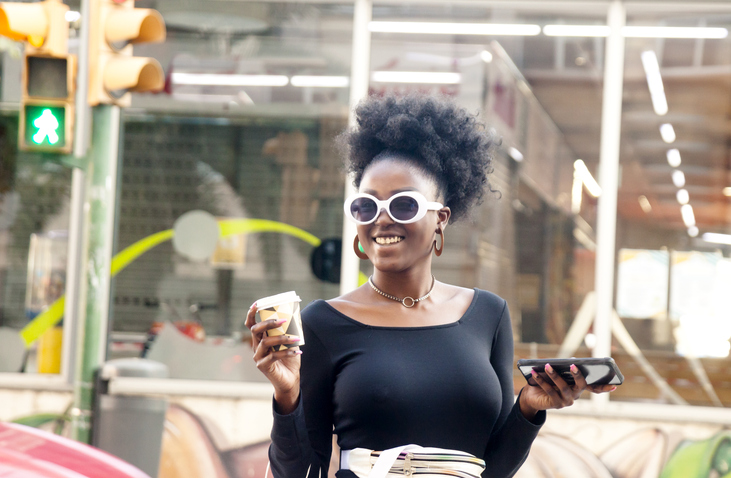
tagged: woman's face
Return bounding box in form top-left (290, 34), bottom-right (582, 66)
top-left (357, 158), bottom-right (449, 273)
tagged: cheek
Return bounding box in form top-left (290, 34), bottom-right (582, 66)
top-left (410, 225), bottom-right (437, 246)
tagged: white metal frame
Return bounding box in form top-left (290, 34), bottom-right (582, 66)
top-left (339, 0), bottom-right (372, 295)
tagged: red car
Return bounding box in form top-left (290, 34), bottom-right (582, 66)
top-left (0, 422), bottom-right (150, 478)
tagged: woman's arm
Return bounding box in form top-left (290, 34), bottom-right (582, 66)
top-left (482, 302), bottom-right (545, 477)
top-left (263, 307), bottom-right (335, 478)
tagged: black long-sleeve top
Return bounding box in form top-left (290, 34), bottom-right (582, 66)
top-left (269, 289), bottom-right (545, 478)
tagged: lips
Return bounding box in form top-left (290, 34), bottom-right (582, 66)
top-left (374, 236), bottom-right (404, 245)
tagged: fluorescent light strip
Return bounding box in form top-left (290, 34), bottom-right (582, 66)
top-left (508, 147), bottom-right (524, 162)
top-left (290, 76), bottom-right (349, 88)
top-left (543, 25), bottom-right (610, 37)
top-left (572, 172), bottom-right (583, 214)
top-left (650, 93), bottom-right (668, 116)
top-left (371, 71), bottom-right (461, 84)
top-left (680, 204), bottom-right (695, 227)
top-left (672, 170), bottom-right (686, 188)
top-left (638, 195), bottom-right (652, 214)
top-left (368, 21), bottom-right (541, 36)
top-left (623, 26), bottom-right (728, 39)
top-left (702, 232), bottom-right (731, 245)
top-left (660, 123), bottom-right (676, 144)
top-left (65, 10), bottom-right (81, 22)
top-left (667, 149), bottom-right (682, 168)
top-left (574, 159), bottom-right (602, 197)
top-left (480, 50), bottom-right (493, 63)
top-left (641, 51), bottom-right (668, 116)
top-left (171, 73), bottom-right (289, 87)
top-left (724, 187), bottom-right (731, 197)
top-left (676, 189), bottom-right (689, 205)
top-left (496, 24), bottom-right (730, 39)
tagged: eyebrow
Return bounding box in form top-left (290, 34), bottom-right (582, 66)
top-left (360, 187), bottom-right (419, 197)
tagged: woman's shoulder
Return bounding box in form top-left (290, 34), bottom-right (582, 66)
top-left (301, 297), bottom-right (361, 329)
top-left (301, 298), bottom-right (337, 321)
top-left (461, 288), bottom-right (509, 328)
top-left (472, 288), bottom-right (508, 309)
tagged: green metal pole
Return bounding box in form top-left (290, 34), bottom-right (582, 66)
top-left (71, 104), bottom-right (121, 443)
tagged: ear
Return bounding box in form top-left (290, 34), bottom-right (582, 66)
top-left (436, 207), bottom-right (451, 232)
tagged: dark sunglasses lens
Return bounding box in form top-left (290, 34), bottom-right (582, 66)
top-left (350, 197), bottom-right (378, 222)
top-left (390, 196), bottom-right (419, 221)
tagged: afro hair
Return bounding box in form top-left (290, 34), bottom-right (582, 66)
top-left (340, 93), bottom-right (497, 222)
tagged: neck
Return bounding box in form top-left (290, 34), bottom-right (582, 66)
top-left (371, 267), bottom-right (435, 300)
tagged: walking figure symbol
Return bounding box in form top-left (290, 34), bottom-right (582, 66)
top-left (33, 109), bottom-right (60, 145)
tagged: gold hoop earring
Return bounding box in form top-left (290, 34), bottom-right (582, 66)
top-left (353, 235), bottom-right (369, 260)
top-left (434, 229), bottom-right (444, 257)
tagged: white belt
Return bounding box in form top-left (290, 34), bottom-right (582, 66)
top-left (340, 444), bottom-right (485, 478)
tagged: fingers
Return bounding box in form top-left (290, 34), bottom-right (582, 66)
top-left (254, 343), bottom-right (302, 375)
top-left (253, 333), bottom-right (302, 361)
top-left (255, 346), bottom-right (302, 370)
top-left (587, 384), bottom-right (618, 394)
top-left (566, 364), bottom-right (619, 395)
top-left (569, 364), bottom-right (588, 392)
top-left (544, 364), bottom-right (575, 403)
top-left (244, 302), bottom-right (258, 330)
top-left (530, 369), bottom-right (564, 406)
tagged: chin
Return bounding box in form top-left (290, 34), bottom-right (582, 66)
top-left (370, 258), bottom-right (407, 273)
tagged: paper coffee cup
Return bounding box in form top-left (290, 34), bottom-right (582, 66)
top-left (255, 291), bottom-right (303, 350)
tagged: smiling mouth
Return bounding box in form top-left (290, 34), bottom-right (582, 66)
top-left (374, 236), bottom-right (404, 245)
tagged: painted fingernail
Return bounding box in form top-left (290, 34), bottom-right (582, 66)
top-left (289, 337), bottom-right (301, 342)
top-left (570, 364), bottom-right (579, 374)
top-left (292, 350), bottom-right (303, 355)
top-left (531, 370), bottom-right (538, 378)
top-left (276, 319), bottom-right (287, 325)
top-left (249, 301), bottom-right (257, 309)
top-left (610, 386), bottom-right (617, 392)
top-left (545, 364), bottom-right (554, 373)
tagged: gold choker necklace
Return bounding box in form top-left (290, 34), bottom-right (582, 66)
top-left (368, 275), bottom-right (436, 308)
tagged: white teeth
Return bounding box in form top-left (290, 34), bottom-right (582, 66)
top-left (375, 236), bottom-right (403, 245)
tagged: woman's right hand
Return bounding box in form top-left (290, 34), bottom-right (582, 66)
top-left (245, 303), bottom-right (302, 414)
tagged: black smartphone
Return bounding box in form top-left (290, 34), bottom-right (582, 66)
top-left (517, 357), bottom-right (624, 387)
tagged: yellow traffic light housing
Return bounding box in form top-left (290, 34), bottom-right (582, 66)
top-left (0, 0), bottom-right (68, 56)
top-left (89, 0), bottom-right (166, 106)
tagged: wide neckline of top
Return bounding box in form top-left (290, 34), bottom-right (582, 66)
top-left (320, 288), bottom-right (479, 330)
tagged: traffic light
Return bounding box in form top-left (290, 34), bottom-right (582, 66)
top-left (88, 0), bottom-right (166, 106)
top-left (20, 54), bottom-right (76, 153)
top-left (0, 0), bottom-right (75, 153)
top-left (0, 0), bottom-right (68, 56)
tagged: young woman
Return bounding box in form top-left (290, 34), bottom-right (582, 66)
top-left (246, 94), bottom-right (616, 478)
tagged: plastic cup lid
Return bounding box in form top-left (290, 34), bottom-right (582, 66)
top-left (256, 291), bottom-right (301, 310)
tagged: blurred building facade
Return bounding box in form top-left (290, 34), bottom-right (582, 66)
top-left (2, 1), bottom-right (731, 476)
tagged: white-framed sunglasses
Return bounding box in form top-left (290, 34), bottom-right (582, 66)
top-left (344, 191), bottom-right (444, 225)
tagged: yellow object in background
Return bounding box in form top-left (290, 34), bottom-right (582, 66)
top-left (37, 326), bottom-right (63, 374)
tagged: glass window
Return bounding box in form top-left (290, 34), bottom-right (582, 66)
top-left (109, 3), bottom-right (353, 382)
top-left (615, 10), bottom-right (731, 406)
top-left (368, 5), bottom-right (606, 364)
top-left (0, 110), bottom-right (72, 375)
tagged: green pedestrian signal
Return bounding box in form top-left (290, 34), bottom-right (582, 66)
top-left (31, 107), bottom-right (61, 144)
top-left (19, 54), bottom-right (75, 154)
top-left (21, 104), bottom-right (68, 152)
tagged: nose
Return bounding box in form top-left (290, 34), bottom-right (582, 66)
top-left (373, 206), bottom-right (393, 225)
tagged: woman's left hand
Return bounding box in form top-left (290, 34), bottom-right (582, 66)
top-left (518, 363), bottom-right (616, 420)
